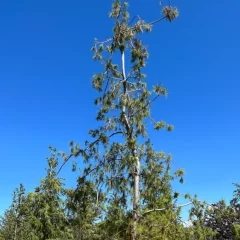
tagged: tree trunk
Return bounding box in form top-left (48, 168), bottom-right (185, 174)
top-left (121, 50), bottom-right (140, 239)
top-left (132, 150), bottom-right (140, 240)
top-left (14, 223), bottom-right (17, 240)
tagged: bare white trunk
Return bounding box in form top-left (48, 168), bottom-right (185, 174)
top-left (121, 50), bottom-right (130, 131)
top-left (133, 149), bottom-right (140, 240)
top-left (14, 223), bottom-right (17, 240)
top-left (121, 50), bottom-right (140, 240)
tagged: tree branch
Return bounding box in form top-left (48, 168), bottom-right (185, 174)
top-left (148, 16), bottom-right (167, 25)
top-left (95, 38), bottom-right (113, 45)
top-left (140, 202), bottom-right (202, 217)
top-left (94, 15), bottom-right (167, 48)
top-left (130, 94), bottom-right (160, 118)
top-left (57, 131), bottom-right (123, 175)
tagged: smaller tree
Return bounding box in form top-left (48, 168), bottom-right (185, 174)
top-left (65, 176), bottom-right (103, 240)
top-left (0, 184), bottom-right (32, 240)
top-left (28, 146), bottom-right (71, 240)
top-left (0, 147), bottom-right (72, 240)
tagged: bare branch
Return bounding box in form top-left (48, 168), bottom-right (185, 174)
top-left (140, 200), bottom-right (224, 219)
top-left (95, 38), bottom-right (113, 45)
top-left (140, 202), bottom-right (199, 217)
top-left (149, 115), bottom-right (157, 124)
top-left (148, 16), bottom-right (167, 26)
top-left (128, 15), bottom-right (141, 26)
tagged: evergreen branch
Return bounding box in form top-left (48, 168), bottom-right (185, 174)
top-left (111, 68), bottom-right (123, 77)
top-left (57, 131), bottom-right (123, 175)
top-left (95, 15), bottom-right (167, 48)
top-left (131, 94), bottom-right (160, 118)
top-left (148, 221), bottom-right (176, 229)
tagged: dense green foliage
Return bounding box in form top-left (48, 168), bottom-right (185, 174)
top-left (0, 149), bottom-right (71, 240)
top-left (0, 1), bottom-right (238, 239)
top-left (194, 184), bottom-right (240, 240)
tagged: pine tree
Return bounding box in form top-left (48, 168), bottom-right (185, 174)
top-left (0, 1), bottom-right (230, 239)
top-left (0, 184), bottom-right (33, 240)
top-left (58, 1), bottom-right (185, 239)
top-left (28, 146), bottom-right (71, 240)
top-left (0, 147), bottom-right (72, 240)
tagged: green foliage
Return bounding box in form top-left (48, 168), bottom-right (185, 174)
top-left (162, 6), bottom-right (179, 22)
top-left (59, 0), bottom-right (189, 239)
top-left (0, 148), bottom-right (71, 240)
top-left (65, 177), bottom-right (103, 239)
top-left (0, 1), bottom-right (220, 240)
top-left (232, 224), bottom-right (240, 239)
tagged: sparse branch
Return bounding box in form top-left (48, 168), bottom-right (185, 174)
top-left (57, 131), bottom-right (123, 175)
top-left (149, 115), bottom-right (157, 124)
top-left (94, 15), bottom-right (168, 47)
top-left (128, 15), bottom-right (141, 26)
top-left (140, 199), bottom-right (225, 223)
top-left (95, 38), bottom-right (113, 45)
top-left (140, 201), bottom-right (208, 217)
top-left (148, 16), bottom-right (167, 25)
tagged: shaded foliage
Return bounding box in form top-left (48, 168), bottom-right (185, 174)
top-left (199, 184), bottom-right (240, 239)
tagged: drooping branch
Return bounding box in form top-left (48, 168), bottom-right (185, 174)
top-left (57, 131), bottom-right (123, 175)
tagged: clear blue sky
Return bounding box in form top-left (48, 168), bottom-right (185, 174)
top-left (0, 0), bottom-right (240, 214)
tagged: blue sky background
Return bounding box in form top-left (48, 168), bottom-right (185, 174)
top-left (0, 0), bottom-right (240, 215)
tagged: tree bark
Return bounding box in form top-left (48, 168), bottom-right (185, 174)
top-left (121, 49), bottom-right (140, 240)
top-left (132, 149), bottom-right (140, 240)
top-left (14, 223), bottom-right (17, 240)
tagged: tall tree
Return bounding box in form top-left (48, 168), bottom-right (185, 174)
top-left (58, 1), bottom-right (184, 239)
